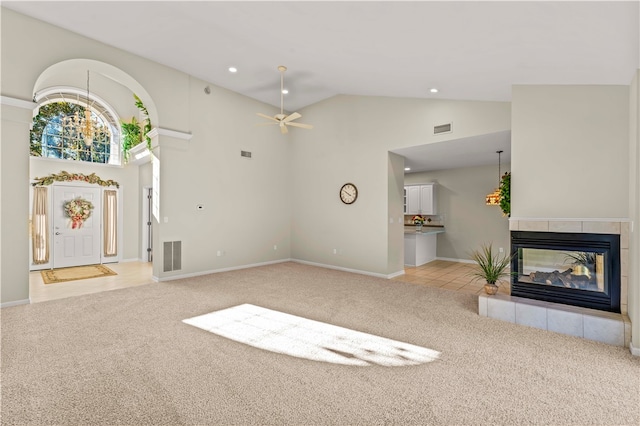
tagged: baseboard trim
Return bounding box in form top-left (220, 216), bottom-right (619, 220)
top-left (154, 258), bottom-right (401, 282)
top-left (154, 259), bottom-right (292, 282)
top-left (436, 257), bottom-right (475, 264)
top-left (292, 259), bottom-right (394, 279)
top-left (630, 341), bottom-right (640, 357)
top-left (1, 299), bottom-right (31, 308)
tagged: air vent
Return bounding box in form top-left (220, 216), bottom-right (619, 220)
top-left (434, 123), bottom-right (452, 135)
top-left (163, 241), bottom-right (182, 272)
top-left (241, 150), bottom-right (252, 158)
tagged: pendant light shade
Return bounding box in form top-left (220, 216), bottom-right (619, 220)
top-left (485, 150), bottom-right (503, 206)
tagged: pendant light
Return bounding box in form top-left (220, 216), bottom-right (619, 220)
top-left (485, 150), bottom-right (503, 206)
top-left (62, 71), bottom-right (108, 146)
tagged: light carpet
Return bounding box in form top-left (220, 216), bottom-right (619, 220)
top-left (40, 264), bottom-right (117, 284)
top-left (2, 262), bottom-right (638, 425)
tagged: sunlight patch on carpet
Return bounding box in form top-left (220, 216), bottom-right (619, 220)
top-left (183, 304), bottom-right (440, 366)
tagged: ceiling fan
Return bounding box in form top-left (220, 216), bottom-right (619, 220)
top-left (257, 66), bottom-right (313, 134)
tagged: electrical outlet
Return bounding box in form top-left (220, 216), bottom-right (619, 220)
top-left (217, 250), bottom-right (225, 257)
top-left (499, 247), bottom-right (504, 253)
top-left (273, 245), bottom-right (277, 250)
top-left (333, 248), bottom-right (337, 255)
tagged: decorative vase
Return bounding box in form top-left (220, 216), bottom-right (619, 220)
top-left (484, 283), bottom-right (499, 295)
top-left (415, 223), bottom-right (423, 232)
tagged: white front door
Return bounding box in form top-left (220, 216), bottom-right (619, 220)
top-left (53, 185), bottom-right (101, 268)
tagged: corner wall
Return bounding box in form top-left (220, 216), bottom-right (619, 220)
top-left (405, 163), bottom-right (511, 261)
top-left (292, 95), bottom-right (511, 276)
top-left (629, 71), bottom-right (640, 353)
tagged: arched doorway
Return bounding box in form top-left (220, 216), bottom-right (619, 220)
top-left (28, 59), bottom-right (159, 301)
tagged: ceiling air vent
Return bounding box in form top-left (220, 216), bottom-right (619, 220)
top-left (241, 150), bottom-right (252, 158)
top-left (434, 123), bottom-right (452, 135)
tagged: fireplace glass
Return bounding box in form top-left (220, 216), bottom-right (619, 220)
top-left (510, 231), bottom-right (620, 312)
top-left (517, 248), bottom-right (607, 293)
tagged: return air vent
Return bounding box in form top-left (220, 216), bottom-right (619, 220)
top-left (434, 123), bottom-right (452, 135)
top-left (241, 150), bottom-right (252, 158)
top-left (163, 241), bottom-right (182, 272)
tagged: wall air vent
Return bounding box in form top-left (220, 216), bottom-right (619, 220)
top-left (434, 123), bottom-right (452, 135)
top-left (241, 150), bottom-right (252, 158)
top-left (163, 241), bottom-right (182, 272)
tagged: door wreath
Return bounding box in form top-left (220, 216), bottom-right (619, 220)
top-left (64, 197), bottom-right (94, 229)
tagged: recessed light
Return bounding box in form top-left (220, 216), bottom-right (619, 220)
top-left (228, 67), bottom-right (238, 73)
top-left (429, 88), bottom-right (439, 93)
top-left (282, 89), bottom-right (289, 94)
top-left (404, 167), bottom-right (411, 171)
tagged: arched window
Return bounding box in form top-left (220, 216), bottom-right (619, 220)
top-left (31, 88), bottom-right (121, 165)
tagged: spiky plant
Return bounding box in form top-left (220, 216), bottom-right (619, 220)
top-left (469, 243), bottom-right (512, 285)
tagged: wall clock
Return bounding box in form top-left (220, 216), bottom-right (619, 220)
top-left (339, 183), bottom-right (358, 205)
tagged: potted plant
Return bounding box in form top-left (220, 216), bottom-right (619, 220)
top-left (121, 94), bottom-right (153, 163)
top-left (470, 243), bottom-right (512, 295)
top-left (121, 116), bottom-right (142, 163)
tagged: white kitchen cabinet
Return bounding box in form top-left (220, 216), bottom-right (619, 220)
top-left (404, 183), bottom-right (436, 215)
top-left (405, 186), bottom-right (421, 214)
top-left (404, 232), bottom-right (438, 266)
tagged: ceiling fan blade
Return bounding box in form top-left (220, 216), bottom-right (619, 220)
top-left (280, 123), bottom-right (288, 134)
top-left (255, 122), bottom-right (279, 126)
top-left (286, 122), bottom-right (314, 129)
top-left (283, 112), bottom-right (301, 123)
top-left (257, 112), bottom-right (279, 122)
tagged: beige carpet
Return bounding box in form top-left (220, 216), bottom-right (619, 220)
top-left (40, 264), bottom-right (117, 284)
top-left (2, 262), bottom-right (638, 425)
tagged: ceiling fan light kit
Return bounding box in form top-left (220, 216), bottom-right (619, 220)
top-left (257, 65), bottom-right (313, 134)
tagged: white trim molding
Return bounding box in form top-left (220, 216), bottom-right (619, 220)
top-left (146, 127), bottom-right (193, 141)
top-left (1, 95), bottom-right (37, 110)
top-left (292, 259), bottom-right (395, 279)
top-left (153, 259), bottom-right (291, 282)
top-left (1, 299), bottom-right (31, 308)
top-left (630, 341), bottom-right (640, 357)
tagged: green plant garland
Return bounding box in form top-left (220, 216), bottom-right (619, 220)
top-left (133, 94), bottom-right (152, 149)
top-left (499, 172), bottom-right (511, 217)
top-left (32, 171), bottom-right (119, 188)
top-left (121, 117), bottom-right (142, 162)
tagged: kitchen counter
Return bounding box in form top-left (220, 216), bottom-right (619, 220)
top-left (404, 225), bottom-right (445, 235)
top-left (404, 226), bottom-right (444, 266)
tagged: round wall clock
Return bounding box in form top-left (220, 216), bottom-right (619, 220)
top-left (339, 183), bottom-right (358, 205)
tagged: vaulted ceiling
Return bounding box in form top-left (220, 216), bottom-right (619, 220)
top-left (4, 1), bottom-right (638, 171)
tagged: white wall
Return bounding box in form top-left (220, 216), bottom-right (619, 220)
top-left (388, 153), bottom-right (405, 274)
top-left (292, 95), bottom-right (511, 275)
top-left (511, 85), bottom-right (629, 219)
top-left (405, 163), bottom-right (511, 261)
top-left (629, 71), bottom-right (640, 352)
top-left (1, 8), bottom-right (292, 303)
top-left (1, 103), bottom-right (32, 304)
top-left (151, 75), bottom-right (291, 279)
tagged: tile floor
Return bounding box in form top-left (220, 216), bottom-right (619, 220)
top-left (392, 259), bottom-right (511, 295)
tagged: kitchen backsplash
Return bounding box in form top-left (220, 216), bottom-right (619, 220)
top-left (404, 215), bottom-right (444, 226)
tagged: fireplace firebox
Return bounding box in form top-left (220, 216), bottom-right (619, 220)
top-left (510, 231), bottom-right (620, 313)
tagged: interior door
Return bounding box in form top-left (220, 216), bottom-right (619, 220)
top-left (53, 185), bottom-right (101, 268)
